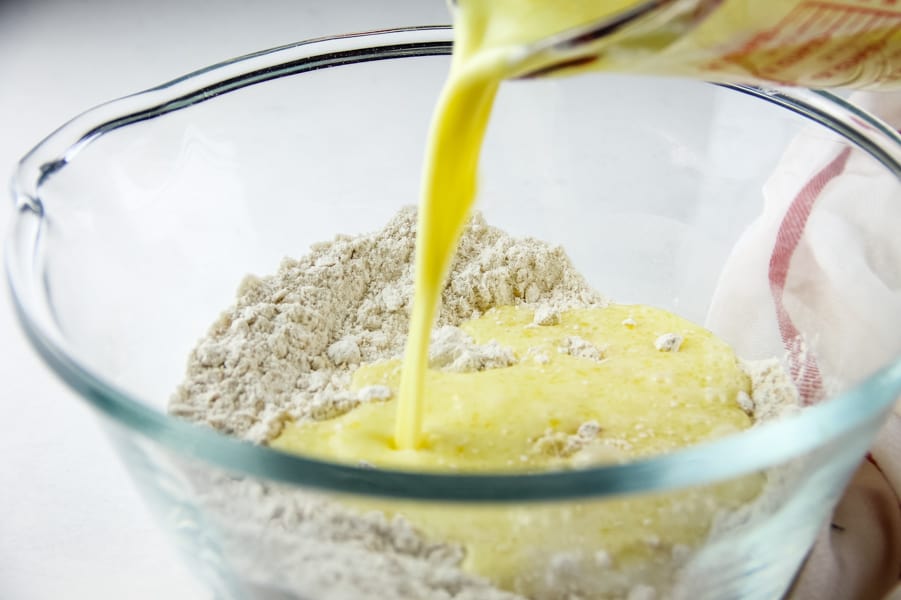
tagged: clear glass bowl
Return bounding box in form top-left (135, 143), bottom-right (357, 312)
top-left (7, 27), bottom-right (901, 600)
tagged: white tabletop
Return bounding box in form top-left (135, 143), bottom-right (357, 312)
top-left (0, 2), bottom-right (447, 598)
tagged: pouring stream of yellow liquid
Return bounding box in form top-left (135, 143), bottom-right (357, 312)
top-left (395, 0), bottom-right (644, 449)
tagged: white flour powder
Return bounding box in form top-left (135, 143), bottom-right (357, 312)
top-left (171, 207), bottom-right (602, 443)
top-left (169, 207), bottom-right (802, 600)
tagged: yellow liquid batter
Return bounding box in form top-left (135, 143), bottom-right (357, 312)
top-left (277, 305), bottom-right (752, 471)
top-left (274, 305), bottom-right (760, 591)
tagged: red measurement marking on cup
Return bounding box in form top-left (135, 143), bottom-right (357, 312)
top-left (709, 1), bottom-right (901, 85)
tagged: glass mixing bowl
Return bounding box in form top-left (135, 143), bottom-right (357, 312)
top-left (7, 27), bottom-right (901, 600)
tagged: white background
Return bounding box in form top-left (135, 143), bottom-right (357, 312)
top-left (0, 1), bottom-right (448, 598)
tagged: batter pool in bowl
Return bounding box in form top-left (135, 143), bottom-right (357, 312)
top-left (271, 295), bottom-right (768, 592)
top-left (280, 303), bottom-right (757, 472)
top-left (7, 27), bottom-right (901, 600)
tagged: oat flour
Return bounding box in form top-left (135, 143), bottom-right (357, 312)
top-left (169, 207), bottom-right (801, 600)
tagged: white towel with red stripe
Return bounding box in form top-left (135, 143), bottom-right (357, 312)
top-left (706, 92), bottom-right (901, 599)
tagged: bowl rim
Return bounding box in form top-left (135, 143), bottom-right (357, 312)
top-left (7, 26), bottom-right (901, 502)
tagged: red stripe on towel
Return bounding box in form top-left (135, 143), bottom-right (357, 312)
top-left (768, 147), bottom-right (852, 405)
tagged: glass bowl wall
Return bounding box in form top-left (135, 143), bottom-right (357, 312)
top-left (8, 27), bottom-right (901, 600)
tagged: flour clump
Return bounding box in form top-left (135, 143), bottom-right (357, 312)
top-left (558, 335), bottom-right (604, 361)
top-left (428, 326), bottom-right (517, 372)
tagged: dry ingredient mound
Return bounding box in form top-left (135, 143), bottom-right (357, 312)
top-left (168, 207), bottom-right (802, 600)
top-left (170, 206), bottom-right (604, 443)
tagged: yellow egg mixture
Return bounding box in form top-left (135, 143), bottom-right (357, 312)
top-left (275, 305), bottom-right (752, 470)
top-left (274, 301), bottom-right (762, 591)
top-left (273, 0), bottom-right (774, 594)
top-left (274, 304), bottom-right (760, 590)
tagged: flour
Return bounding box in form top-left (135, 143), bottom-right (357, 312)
top-left (169, 207), bottom-right (804, 600)
top-left (428, 326), bottom-right (518, 372)
top-left (558, 335), bottom-right (605, 361)
top-left (735, 390), bottom-right (755, 415)
top-left (533, 305), bottom-right (562, 326)
top-left (533, 419), bottom-right (602, 458)
top-left (170, 206), bottom-right (604, 443)
top-left (357, 384), bottom-right (393, 403)
top-left (654, 333), bottom-right (683, 353)
top-left (174, 465), bottom-right (522, 600)
top-left (741, 358), bottom-right (802, 423)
